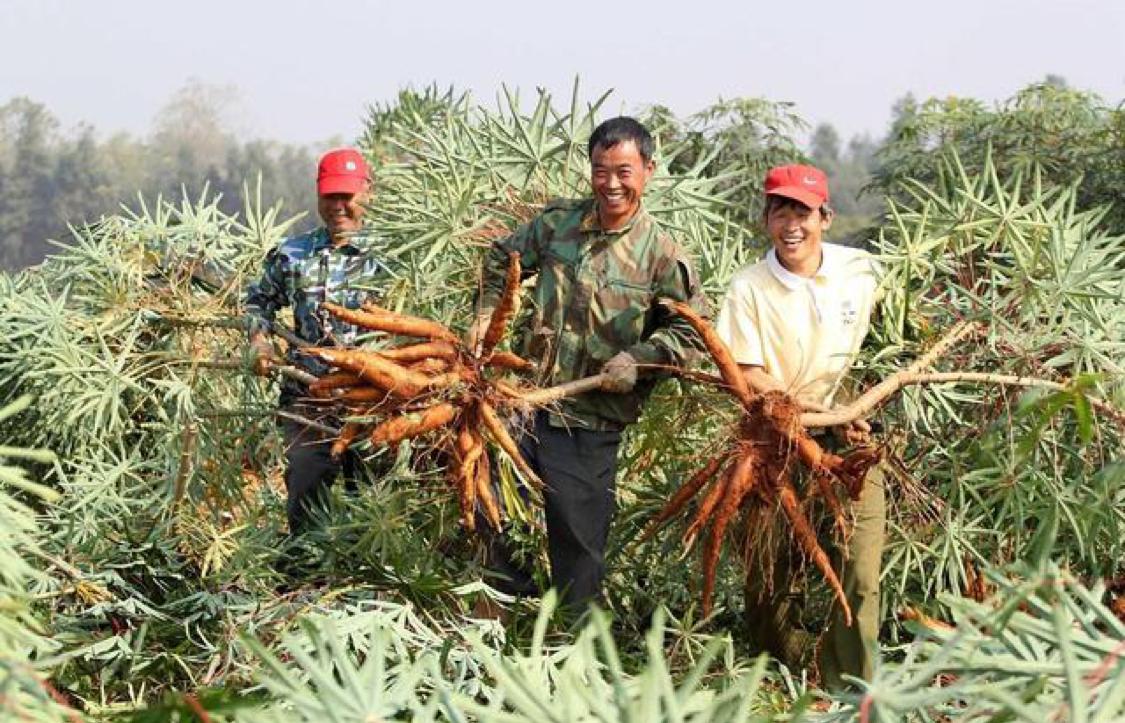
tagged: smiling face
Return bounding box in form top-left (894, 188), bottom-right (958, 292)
top-left (764, 197), bottom-right (833, 277)
top-left (590, 140), bottom-right (655, 231)
top-left (318, 189), bottom-right (368, 244)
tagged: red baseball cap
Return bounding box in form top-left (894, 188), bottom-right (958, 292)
top-left (317, 148), bottom-right (369, 196)
top-left (764, 164), bottom-right (829, 209)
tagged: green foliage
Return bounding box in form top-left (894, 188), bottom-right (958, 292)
top-left (865, 151), bottom-right (1124, 621)
top-left (822, 566), bottom-right (1125, 721)
top-left (642, 96), bottom-right (806, 233)
top-left (236, 592), bottom-right (775, 722)
top-left (0, 79), bottom-right (1122, 721)
top-left (361, 83), bottom-right (469, 169)
top-left (0, 396), bottom-right (73, 722)
top-left (0, 82), bottom-right (787, 719)
top-left (362, 79), bottom-right (767, 331)
top-left (874, 82), bottom-right (1125, 233)
top-left (0, 186), bottom-right (308, 713)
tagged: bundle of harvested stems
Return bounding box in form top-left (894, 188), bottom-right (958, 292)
top-left (644, 300), bottom-right (882, 622)
top-left (299, 253), bottom-right (544, 533)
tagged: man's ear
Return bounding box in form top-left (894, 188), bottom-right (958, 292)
top-left (820, 207), bottom-right (835, 231)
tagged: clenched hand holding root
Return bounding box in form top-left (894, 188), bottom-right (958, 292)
top-left (642, 300), bottom-right (884, 623)
top-left (643, 303), bottom-right (1124, 622)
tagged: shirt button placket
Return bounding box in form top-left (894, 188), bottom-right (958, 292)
top-left (570, 234), bottom-right (598, 373)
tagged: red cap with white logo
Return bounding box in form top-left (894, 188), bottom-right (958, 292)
top-left (317, 148), bottom-right (369, 196)
top-left (764, 164), bottom-right (829, 209)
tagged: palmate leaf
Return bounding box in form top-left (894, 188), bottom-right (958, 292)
top-left (450, 592), bottom-right (771, 722)
top-left (823, 566), bottom-right (1125, 721)
top-left (866, 148), bottom-right (1124, 625)
top-left (0, 397), bottom-right (72, 722)
top-left (229, 592), bottom-right (772, 722)
top-left (242, 619), bottom-right (437, 722)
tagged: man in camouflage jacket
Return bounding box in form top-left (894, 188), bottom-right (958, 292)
top-left (245, 147), bottom-right (388, 535)
top-left (470, 117), bottom-right (708, 610)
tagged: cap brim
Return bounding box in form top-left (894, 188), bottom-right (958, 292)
top-left (766, 186), bottom-right (826, 209)
top-left (317, 175), bottom-right (368, 195)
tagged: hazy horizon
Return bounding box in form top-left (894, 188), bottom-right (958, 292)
top-left (3, 0), bottom-right (1123, 147)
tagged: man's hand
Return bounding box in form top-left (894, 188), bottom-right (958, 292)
top-left (249, 334), bottom-right (278, 377)
top-left (466, 309), bottom-right (494, 356)
top-left (834, 418), bottom-right (872, 447)
top-left (600, 351), bottom-right (638, 394)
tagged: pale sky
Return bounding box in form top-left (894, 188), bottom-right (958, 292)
top-left (4, 0), bottom-right (1123, 146)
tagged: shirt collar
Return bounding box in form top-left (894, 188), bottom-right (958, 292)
top-left (315, 226), bottom-right (366, 255)
top-left (579, 200), bottom-right (646, 235)
top-left (765, 243), bottom-right (841, 290)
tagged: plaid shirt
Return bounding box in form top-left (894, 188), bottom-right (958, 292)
top-left (245, 227), bottom-right (389, 393)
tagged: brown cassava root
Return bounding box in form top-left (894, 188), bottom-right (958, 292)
top-left (645, 300), bottom-right (885, 621)
top-left (646, 305), bottom-right (1123, 625)
top-left (299, 253), bottom-right (551, 533)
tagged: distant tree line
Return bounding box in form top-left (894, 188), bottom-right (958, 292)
top-left (0, 81), bottom-right (325, 269)
top-left (0, 77), bottom-right (1119, 270)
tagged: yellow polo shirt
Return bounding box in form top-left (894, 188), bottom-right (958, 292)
top-left (715, 243), bottom-right (879, 407)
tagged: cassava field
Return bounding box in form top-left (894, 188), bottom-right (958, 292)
top-left (0, 81), bottom-right (1123, 721)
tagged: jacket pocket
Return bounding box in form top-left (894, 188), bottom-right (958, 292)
top-left (590, 277), bottom-right (651, 359)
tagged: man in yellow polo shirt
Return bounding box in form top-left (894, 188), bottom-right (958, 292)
top-left (715, 164), bottom-right (882, 690)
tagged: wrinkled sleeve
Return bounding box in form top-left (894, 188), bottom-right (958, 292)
top-left (478, 215), bottom-right (543, 310)
top-left (714, 277), bottom-right (764, 367)
top-left (629, 248), bottom-right (710, 368)
top-left (244, 249), bottom-right (288, 336)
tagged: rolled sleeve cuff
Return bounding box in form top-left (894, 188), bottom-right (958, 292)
top-left (627, 341), bottom-right (670, 367)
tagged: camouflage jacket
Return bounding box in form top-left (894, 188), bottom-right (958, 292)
top-left (480, 198), bottom-right (708, 431)
top-left (245, 227), bottom-right (389, 398)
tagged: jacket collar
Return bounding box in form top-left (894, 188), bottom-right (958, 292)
top-left (579, 199), bottom-right (647, 236)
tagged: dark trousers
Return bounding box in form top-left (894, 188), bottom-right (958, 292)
top-left (486, 411), bottom-right (622, 610)
top-left (280, 408), bottom-right (362, 536)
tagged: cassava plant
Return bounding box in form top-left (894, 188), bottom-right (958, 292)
top-left (0, 81), bottom-right (783, 717)
top-left (0, 77), bottom-right (1120, 722)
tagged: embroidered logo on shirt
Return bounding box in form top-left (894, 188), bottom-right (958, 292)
top-left (841, 299), bottom-right (858, 326)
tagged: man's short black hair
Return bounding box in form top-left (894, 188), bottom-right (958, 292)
top-left (588, 116), bottom-right (655, 163)
top-left (763, 194), bottom-right (833, 219)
